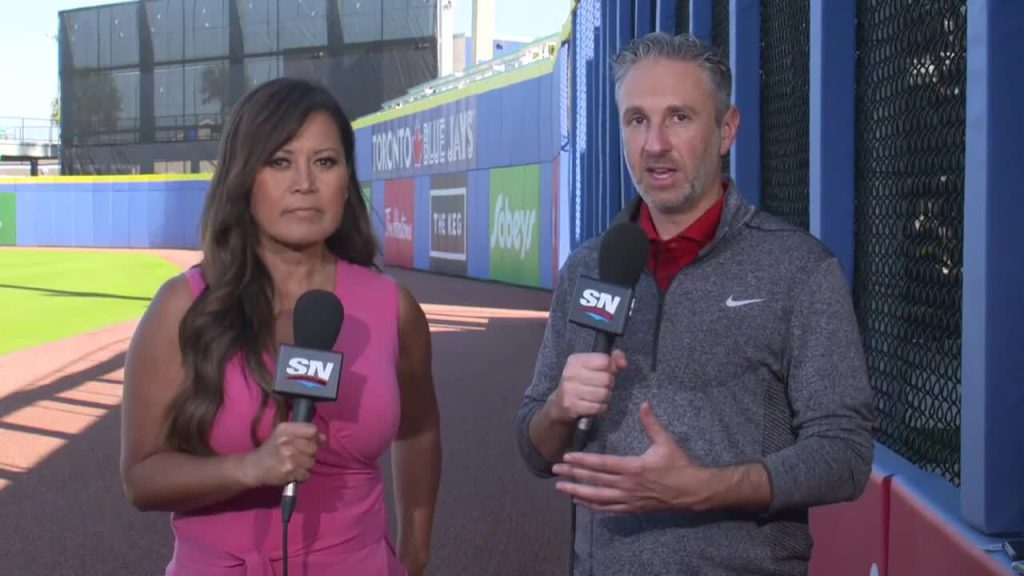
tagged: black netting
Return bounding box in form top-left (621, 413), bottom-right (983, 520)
top-left (59, 0), bottom-right (437, 174)
top-left (676, 0), bottom-right (690, 35)
top-left (760, 0), bottom-right (809, 230)
top-left (711, 0), bottom-right (730, 174)
top-left (854, 0), bottom-right (966, 485)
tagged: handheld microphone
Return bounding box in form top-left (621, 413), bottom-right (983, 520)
top-left (271, 289), bottom-right (344, 525)
top-left (567, 221), bottom-right (648, 447)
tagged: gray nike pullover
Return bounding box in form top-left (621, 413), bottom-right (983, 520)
top-left (516, 185), bottom-right (875, 575)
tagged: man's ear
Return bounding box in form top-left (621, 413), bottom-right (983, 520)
top-left (719, 106), bottom-right (740, 157)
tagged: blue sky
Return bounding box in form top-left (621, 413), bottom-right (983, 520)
top-left (0, 0), bottom-right (571, 121)
top-left (453, 0), bottom-right (570, 41)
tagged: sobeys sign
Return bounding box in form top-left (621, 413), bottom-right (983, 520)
top-left (491, 193), bottom-right (536, 259)
top-left (0, 191), bottom-right (15, 246)
top-left (489, 165), bottom-right (540, 287)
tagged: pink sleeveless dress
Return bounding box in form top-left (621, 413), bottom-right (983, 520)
top-left (166, 258), bottom-right (407, 576)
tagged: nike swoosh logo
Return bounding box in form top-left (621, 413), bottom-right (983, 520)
top-left (726, 296), bottom-right (765, 308)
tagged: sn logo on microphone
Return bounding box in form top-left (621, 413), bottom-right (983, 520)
top-left (285, 358), bottom-right (336, 389)
top-left (579, 289), bottom-right (622, 323)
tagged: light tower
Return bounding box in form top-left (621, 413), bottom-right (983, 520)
top-left (438, 0), bottom-right (456, 77)
top-left (471, 0), bottom-right (495, 64)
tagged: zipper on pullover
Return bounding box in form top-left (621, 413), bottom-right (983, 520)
top-left (651, 289), bottom-right (666, 372)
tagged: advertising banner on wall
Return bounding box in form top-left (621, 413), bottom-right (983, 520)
top-left (383, 179), bottom-right (415, 267)
top-left (429, 173), bottom-right (467, 276)
top-left (489, 165), bottom-right (540, 287)
top-left (0, 191), bottom-right (16, 246)
top-left (370, 97), bottom-right (478, 180)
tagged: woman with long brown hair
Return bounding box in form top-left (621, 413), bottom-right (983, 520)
top-left (120, 77), bottom-right (440, 575)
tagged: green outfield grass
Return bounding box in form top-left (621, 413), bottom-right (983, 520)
top-left (0, 250), bottom-right (183, 355)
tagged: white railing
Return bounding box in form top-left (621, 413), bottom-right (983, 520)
top-left (0, 117), bottom-right (60, 144)
top-left (381, 34), bottom-right (562, 111)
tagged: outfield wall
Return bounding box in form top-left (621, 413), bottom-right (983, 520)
top-left (0, 160), bottom-right (560, 291)
top-left (807, 446), bottom-right (1015, 576)
top-left (352, 59), bottom-right (564, 290)
top-left (0, 176), bottom-right (208, 249)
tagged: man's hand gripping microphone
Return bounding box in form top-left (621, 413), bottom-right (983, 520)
top-left (567, 221), bottom-right (649, 450)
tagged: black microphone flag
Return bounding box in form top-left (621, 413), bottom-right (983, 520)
top-left (271, 289), bottom-right (344, 523)
top-left (568, 221), bottom-right (648, 441)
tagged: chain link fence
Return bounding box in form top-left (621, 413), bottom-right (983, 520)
top-left (854, 0), bottom-right (966, 486)
top-left (759, 0), bottom-right (809, 230)
top-left (571, 0), bottom-right (600, 247)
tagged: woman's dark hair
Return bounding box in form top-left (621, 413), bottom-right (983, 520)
top-left (165, 77), bottom-right (379, 455)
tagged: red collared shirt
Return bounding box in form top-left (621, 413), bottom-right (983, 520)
top-left (637, 191), bottom-right (725, 292)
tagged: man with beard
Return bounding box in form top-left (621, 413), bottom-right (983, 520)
top-left (516, 32), bottom-right (874, 575)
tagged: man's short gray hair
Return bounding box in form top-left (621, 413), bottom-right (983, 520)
top-left (611, 32), bottom-right (732, 122)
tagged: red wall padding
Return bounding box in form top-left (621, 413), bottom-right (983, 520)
top-left (887, 479), bottom-right (1009, 576)
top-left (809, 471), bottom-right (890, 576)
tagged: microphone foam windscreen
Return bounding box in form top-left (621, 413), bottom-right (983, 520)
top-left (293, 289), bottom-right (344, 351)
top-left (598, 221), bottom-right (649, 287)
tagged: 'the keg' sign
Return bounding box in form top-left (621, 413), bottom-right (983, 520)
top-left (429, 173), bottom-right (467, 276)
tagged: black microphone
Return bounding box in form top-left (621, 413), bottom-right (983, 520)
top-left (567, 221), bottom-right (648, 447)
top-left (271, 289), bottom-right (344, 525)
